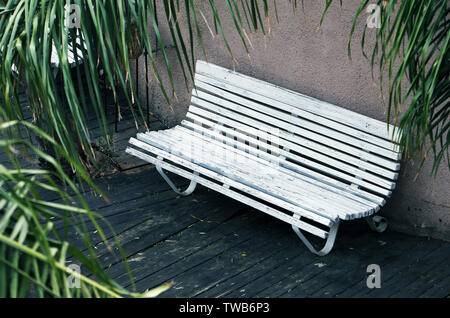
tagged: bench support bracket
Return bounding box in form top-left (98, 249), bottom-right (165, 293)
top-left (292, 216), bottom-right (340, 256)
top-left (365, 215), bottom-right (388, 233)
top-left (156, 157), bottom-right (198, 196)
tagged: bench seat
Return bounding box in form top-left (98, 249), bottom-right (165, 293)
top-left (127, 60), bottom-right (402, 256)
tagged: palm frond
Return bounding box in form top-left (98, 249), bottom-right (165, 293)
top-left (0, 121), bottom-right (170, 297)
top-left (0, 0), bottom-right (274, 170)
top-left (324, 0), bottom-right (449, 174)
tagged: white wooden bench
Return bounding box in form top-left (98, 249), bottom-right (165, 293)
top-left (12, 39), bottom-right (86, 78)
top-left (126, 60), bottom-right (402, 256)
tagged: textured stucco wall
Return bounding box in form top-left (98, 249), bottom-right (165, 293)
top-left (132, 1), bottom-right (450, 240)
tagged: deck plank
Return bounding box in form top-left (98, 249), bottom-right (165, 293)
top-left (105, 202), bottom-right (247, 287)
top-left (130, 213), bottom-right (280, 294)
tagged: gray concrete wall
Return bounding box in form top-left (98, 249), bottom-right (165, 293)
top-left (132, 1), bottom-right (450, 241)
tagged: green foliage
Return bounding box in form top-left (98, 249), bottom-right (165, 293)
top-left (0, 121), bottom-right (171, 297)
top-left (327, 0), bottom-right (449, 174)
top-left (0, 0), bottom-right (276, 169)
top-left (0, 0), bottom-right (274, 298)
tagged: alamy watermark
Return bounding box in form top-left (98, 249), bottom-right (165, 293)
top-left (366, 264), bottom-right (381, 289)
top-left (67, 264), bottom-right (81, 289)
top-left (65, 4), bottom-right (81, 29)
top-left (65, 3), bottom-right (380, 30)
top-left (366, 4), bottom-right (382, 29)
top-left (180, 121), bottom-right (283, 168)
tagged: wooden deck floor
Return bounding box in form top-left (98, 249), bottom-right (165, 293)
top-left (4, 93), bottom-right (450, 298)
top-left (50, 165), bottom-right (450, 298)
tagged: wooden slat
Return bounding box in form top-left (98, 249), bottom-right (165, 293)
top-left (185, 108), bottom-right (389, 204)
top-left (129, 135), bottom-right (335, 225)
top-left (182, 114), bottom-right (387, 207)
top-left (193, 88), bottom-right (400, 161)
top-left (169, 125), bottom-right (381, 219)
top-left (170, 125), bottom-right (384, 215)
top-left (189, 96), bottom-right (400, 185)
top-left (183, 113), bottom-right (386, 206)
top-left (165, 126), bottom-right (375, 216)
top-left (51, 40), bottom-right (85, 68)
top-left (195, 76), bottom-right (400, 155)
top-left (186, 107), bottom-right (399, 180)
top-left (140, 131), bottom-right (355, 220)
top-left (190, 94), bottom-right (400, 171)
top-left (126, 143), bottom-right (331, 238)
top-left (185, 111), bottom-right (396, 190)
top-left (195, 60), bottom-right (402, 142)
top-left (141, 129), bottom-right (378, 220)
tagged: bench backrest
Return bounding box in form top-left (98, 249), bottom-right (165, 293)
top-left (184, 60), bottom-right (402, 200)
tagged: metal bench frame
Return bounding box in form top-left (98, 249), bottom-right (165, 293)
top-left (127, 60), bottom-right (402, 256)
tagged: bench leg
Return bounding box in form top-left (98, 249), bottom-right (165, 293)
top-left (292, 216), bottom-right (340, 256)
top-left (365, 215), bottom-right (388, 233)
top-left (156, 158), bottom-right (198, 196)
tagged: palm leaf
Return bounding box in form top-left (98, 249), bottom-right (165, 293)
top-left (323, 0), bottom-right (449, 174)
top-left (0, 121), bottom-right (169, 297)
